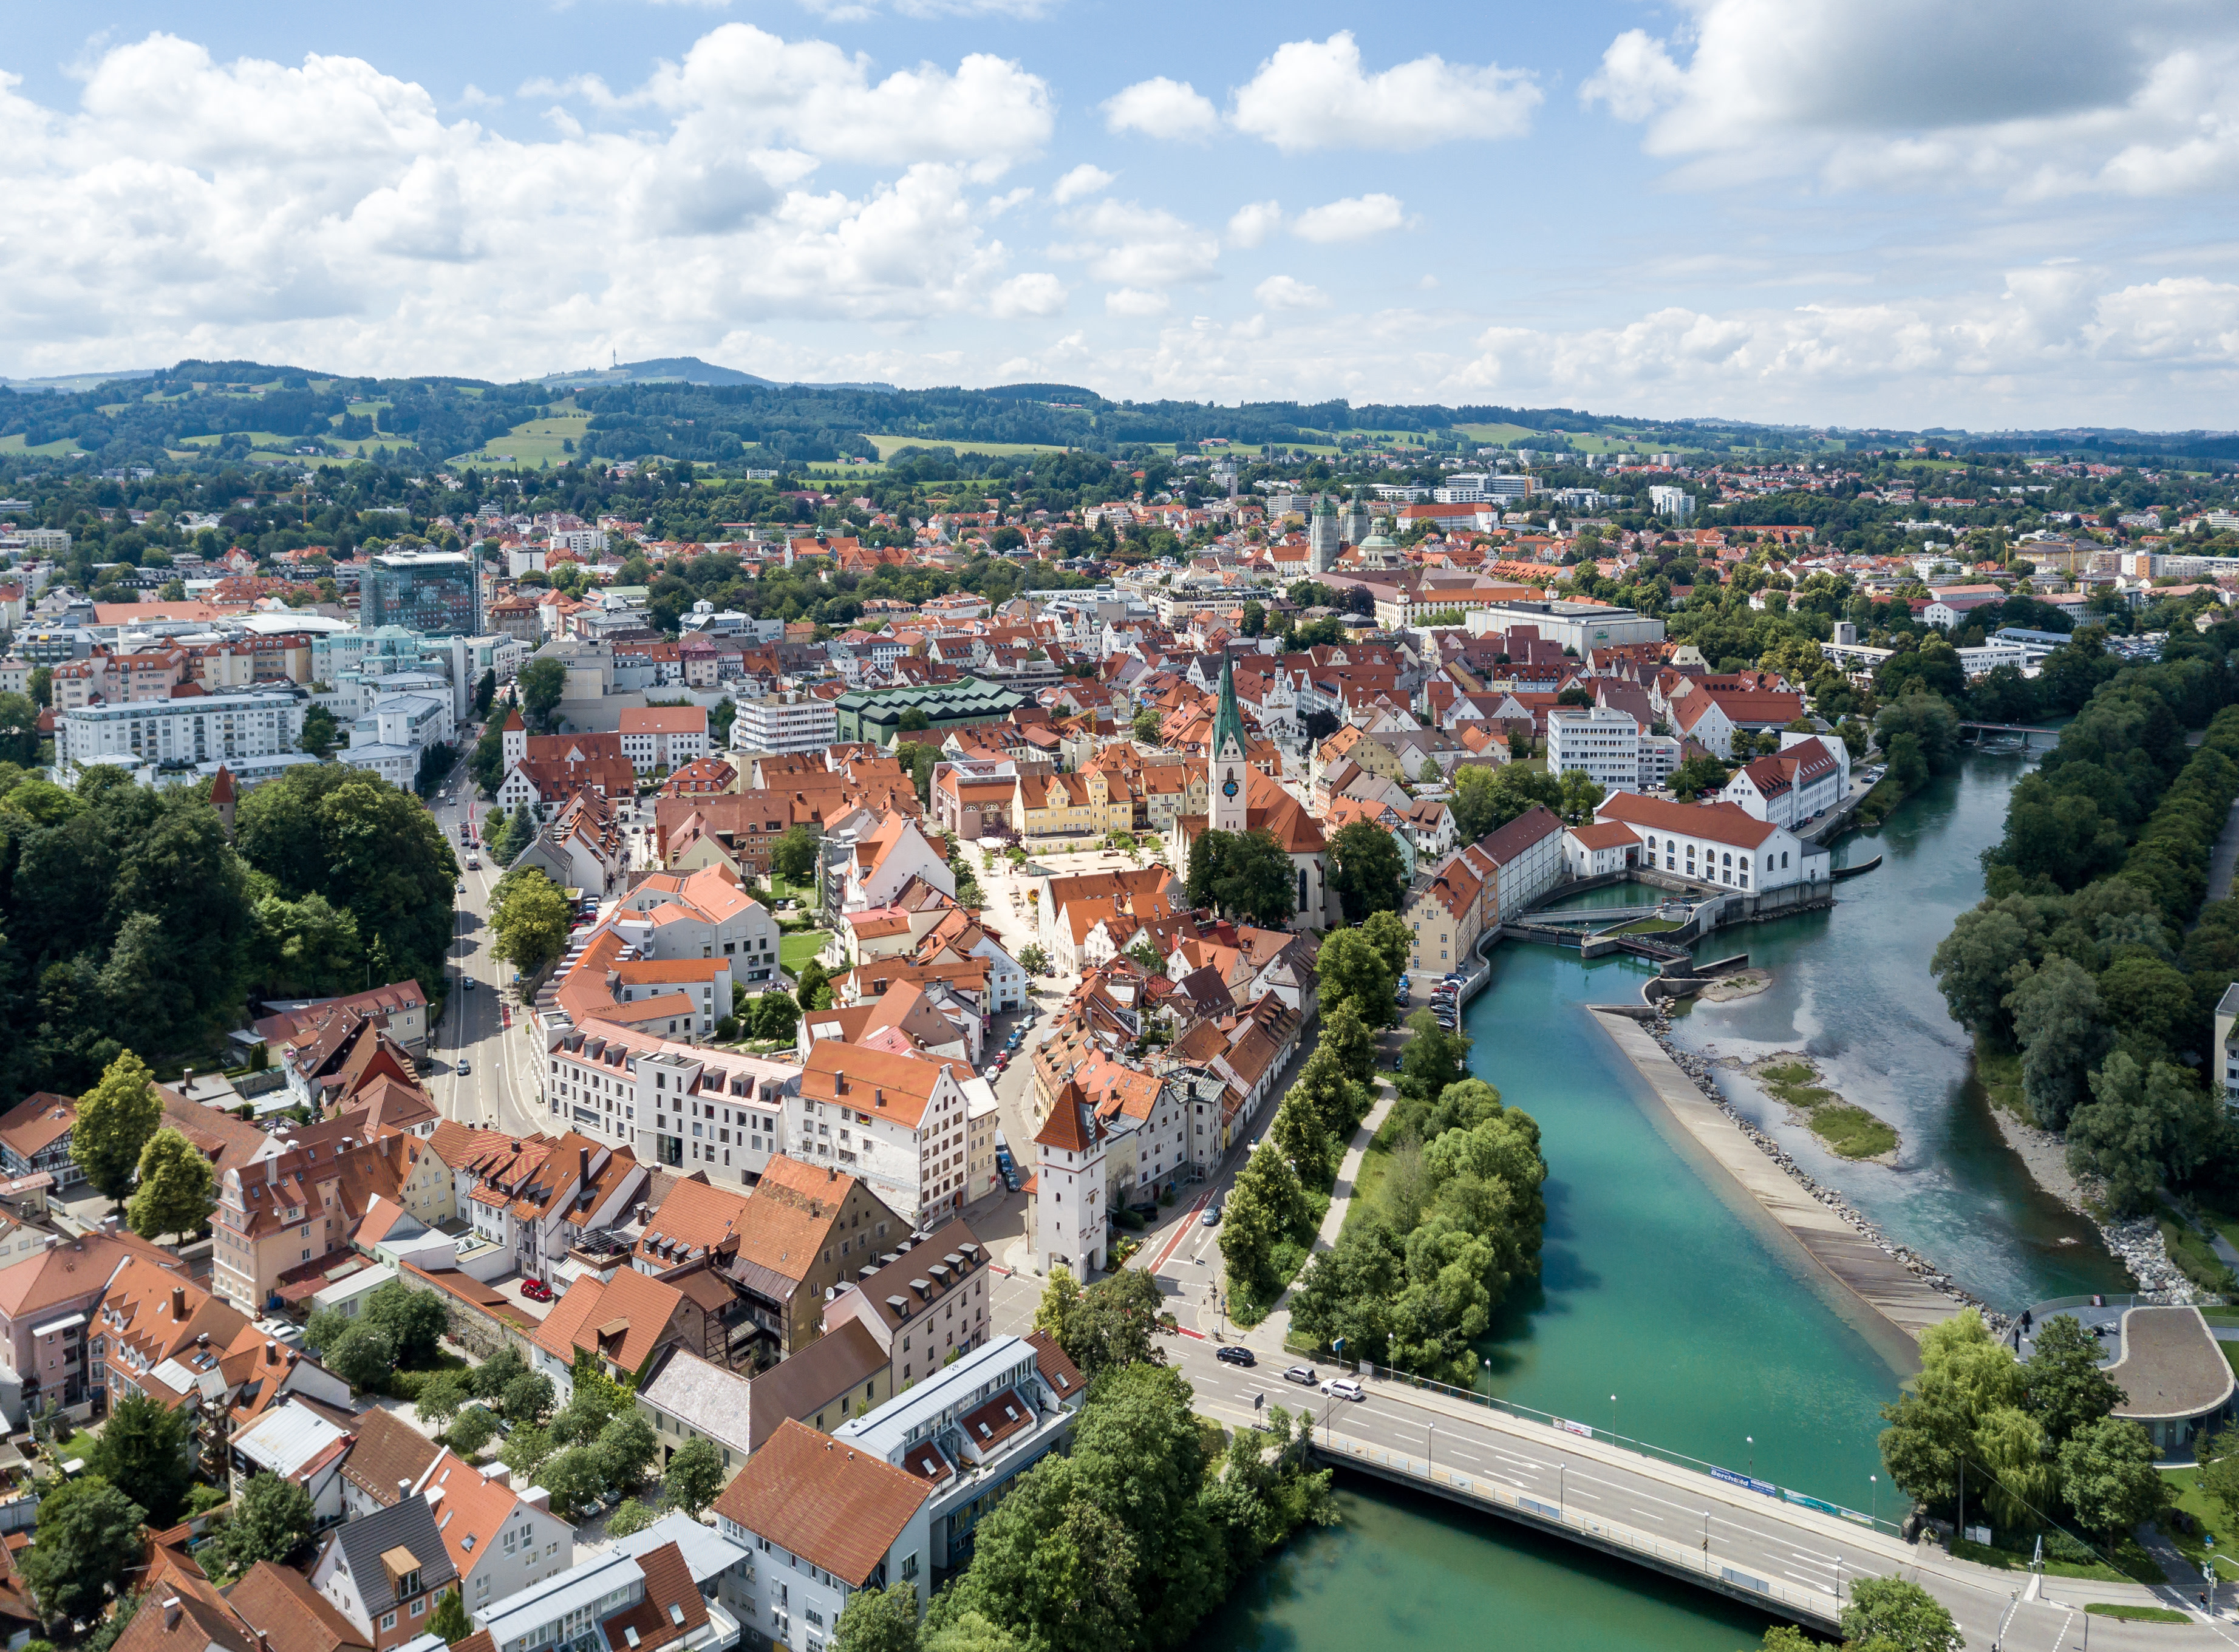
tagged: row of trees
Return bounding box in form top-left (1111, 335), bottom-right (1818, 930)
top-left (1932, 643), bottom-right (2239, 1212)
top-left (1215, 914), bottom-right (1411, 1311)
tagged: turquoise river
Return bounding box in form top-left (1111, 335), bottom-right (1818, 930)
top-left (1194, 745), bottom-right (2133, 1650)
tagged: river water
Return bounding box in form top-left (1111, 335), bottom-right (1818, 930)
top-left (1195, 749), bottom-right (2124, 1651)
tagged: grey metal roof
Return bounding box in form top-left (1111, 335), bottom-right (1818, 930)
top-left (327, 1493), bottom-right (458, 1614)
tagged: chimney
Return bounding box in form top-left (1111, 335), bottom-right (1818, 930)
top-left (398, 1479), bottom-right (411, 1502)
top-left (874, 1087), bottom-right (885, 1108)
top-left (265, 1341), bottom-right (279, 1365)
top-left (162, 1599), bottom-right (182, 1632)
top-left (826, 1166), bottom-right (836, 1183)
top-left (171, 1287), bottom-right (186, 1319)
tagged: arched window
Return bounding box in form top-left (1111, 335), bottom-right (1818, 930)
top-left (1722, 851), bottom-right (1732, 865)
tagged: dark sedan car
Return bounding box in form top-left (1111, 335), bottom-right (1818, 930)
top-left (1216, 1345), bottom-right (1257, 1367)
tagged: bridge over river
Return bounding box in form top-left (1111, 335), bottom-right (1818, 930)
top-left (1287, 1365), bottom-right (2227, 1649)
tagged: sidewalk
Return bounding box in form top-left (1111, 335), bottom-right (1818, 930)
top-left (1238, 1075), bottom-right (1397, 1351)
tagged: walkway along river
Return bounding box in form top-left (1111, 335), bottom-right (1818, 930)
top-left (1195, 746), bottom-right (2130, 1651)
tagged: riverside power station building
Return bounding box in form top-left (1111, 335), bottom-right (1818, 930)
top-left (834, 679), bottom-right (1029, 747)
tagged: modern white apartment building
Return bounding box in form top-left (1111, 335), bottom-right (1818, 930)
top-left (56, 687), bottom-right (305, 780)
top-left (1649, 485), bottom-right (1695, 520)
top-left (731, 692), bottom-right (839, 756)
top-left (1547, 705), bottom-right (1643, 792)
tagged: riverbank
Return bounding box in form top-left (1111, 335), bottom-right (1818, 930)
top-left (1592, 1005), bottom-right (1986, 1342)
top-left (1978, 1047), bottom-right (2202, 1304)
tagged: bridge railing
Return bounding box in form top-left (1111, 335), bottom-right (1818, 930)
top-left (1357, 1362), bottom-right (1901, 1538)
top-left (1315, 1427), bottom-right (1844, 1628)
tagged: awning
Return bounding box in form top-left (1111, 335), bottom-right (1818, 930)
top-left (30, 1313), bottom-right (86, 1339)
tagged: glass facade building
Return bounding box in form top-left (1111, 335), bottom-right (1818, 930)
top-left (363, 551), bottom-right (481, 637)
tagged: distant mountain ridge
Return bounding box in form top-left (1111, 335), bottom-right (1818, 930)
top-left (537, 355), bottom-right (896, 393)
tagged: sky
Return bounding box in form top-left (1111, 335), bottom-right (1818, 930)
top-left (5, 0), bottom-right (2239, 428)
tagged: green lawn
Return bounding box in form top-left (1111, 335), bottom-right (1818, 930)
top-left (1951, 1532), bottom-right (2161, 1584)
top-left (446, 408), bottom-right (593, 469)
top-left (2085, 1603), bottom-right (2189, 1622)
top-left (864, 435), bottom-right (1080, 461)
top-left (0, 433), bottom-right (86, 457)
top-left (780, 931), bottom-right (830, 974)
top-left (2159, 1464), bottom-right (2239, 1581)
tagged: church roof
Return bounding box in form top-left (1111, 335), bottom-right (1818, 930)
top-left (1211, 654), bottom-right (1247, 760)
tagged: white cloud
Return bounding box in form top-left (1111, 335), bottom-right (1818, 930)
top-left (1582, 0), bottom-right (2239, 200)
top-left (1226, 200), bottom-right (1283, 249)
top-left (1230, 32), bottom-right (1540, 153)
top-left (990, 271), bottom-right (1068, 317)
top-left (1254, 275), bottom-right (1328, 311)
top-left (457, 83), bottom-right (502, 109)
top-left (0, 31), bottom-right (1055, 378)
top-left (1101, 76), bottom-right (1221, 140)
top-left (1291, 194), bottom-right (1407, 243)
top-left (986, 185), bottom-right (1034, 216)
top-left (1050, 163), bottom-right (1115, 205)
top-left (599, 25), bottom-right (1054, 178)
top-left (798, 0), bottom-right (1053, 19)
top-left (1051, 198), bottom-right (1219, 287)
top-left (1105, 287), bottom-right (1170, 316)
top-left (1578, 29), bottom-right (1685, 124)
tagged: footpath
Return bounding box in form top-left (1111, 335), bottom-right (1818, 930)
top-left (1225, 1067), bottom-right (1398, 1352)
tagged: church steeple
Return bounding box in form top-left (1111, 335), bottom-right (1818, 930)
top-left (1210, 654), bottom-right (1249, 832)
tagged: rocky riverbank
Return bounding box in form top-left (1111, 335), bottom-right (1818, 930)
top-left (1986, 1099), bottom-right (2200, 1305)
top-left (1643, 1008), bottom-right (2007, 1330)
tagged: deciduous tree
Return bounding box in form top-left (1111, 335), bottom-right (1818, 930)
top-left (1838, 1575), bottom-right (1961, 1652)
top-left (2059, 1416), bottom-right (2167, 1540)
top-left (72, 1049), bottom-right (162, 1206)
top-left (2004, 957), bottom-right (2108, 1130)
top-left (663, 1436), bottom-right (728, 1518)
top-left (213, 1472), bottom-right (315, 1576)
top-left (834, 1583), bottom-right (922, 1652)
top-left (20, 1475), bottom-right (144, 1623)
top-left (490, 866), bottom-right (571, 979)
top-left (86, 1392), bottom-right (193, 1529)
top-left (1326, 823), bottom-right (1405, 923)
top-left (127, 1128), bottom-right (214, 1244)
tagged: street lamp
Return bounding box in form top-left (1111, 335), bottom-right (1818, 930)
top-left (1870, 1474), bottom-right (1877, 1528)
top-left (1610, 1394), bottom-right (1618, 1441)
top-left (1747, 1436), bottom-right (1754, 1477)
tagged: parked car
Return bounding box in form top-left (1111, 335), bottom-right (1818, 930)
top-left (1283, 1364), bottom-right (1319, 1387)
top-left (1216, 1345), bottom-right (1257, 1367)
top-left (519, 1278), bottom-right (555, 1303)
top-left (1319, 1377), bottom-right (1365, 1401)
top-left (1128, 1200), bottom-right (1159, 1220)
top-left (1003, 1170), bottom-right (1021, 1192)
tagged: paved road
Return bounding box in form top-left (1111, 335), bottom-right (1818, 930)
top-left (1165, 1336), bottom-right (2237, 1650)
top-left (422, 736), bottom-right (546, 1140)
top-left (979, 1251), bottom-right (2236, 1648)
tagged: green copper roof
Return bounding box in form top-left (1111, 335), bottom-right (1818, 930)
top-left (1212, 653), bottom-right (1247, 758)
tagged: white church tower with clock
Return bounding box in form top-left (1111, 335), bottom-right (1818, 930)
top-left (1211, 654), bottom-right (1250, 834)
